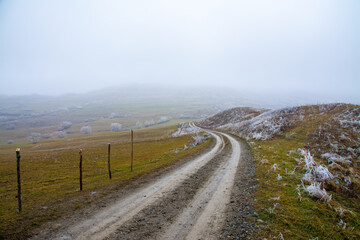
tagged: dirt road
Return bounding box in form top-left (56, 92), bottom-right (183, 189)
top-left (32, 125), bottom-right (256, 240)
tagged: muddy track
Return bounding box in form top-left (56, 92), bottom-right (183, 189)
top-left (31, 126), bottom-right (256, 240)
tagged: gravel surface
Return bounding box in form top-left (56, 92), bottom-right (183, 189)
top-left (221, 135), bottom-right (257, 239)
top-left (106, 137), bottom-right (231, 239)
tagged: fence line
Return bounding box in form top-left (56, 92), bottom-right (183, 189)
top-left (13, 130), bottom-right (136, 211)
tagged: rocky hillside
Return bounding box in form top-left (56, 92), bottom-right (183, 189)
top-left (199, 107), bottom-right (267, 129)
top-left (199, 103), bottom-right (360, 239)
top-left (199, 103), bottom-right (360, 195)
top-left (200, 103), bottom-right (359, 161)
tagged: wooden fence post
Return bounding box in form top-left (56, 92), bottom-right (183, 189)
top-left (79, 149), bottom-right (83, 191)
top-left (16, 148), bottom-right (21, 212)
top-left (108, 143), bottom-right (112, 179)
top-left (131, 130), bottom-right (133, 172)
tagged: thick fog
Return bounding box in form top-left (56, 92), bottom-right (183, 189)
top-left (0, 0), bottom-right (359, 103)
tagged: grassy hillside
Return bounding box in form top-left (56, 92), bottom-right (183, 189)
top-left (0, 124), bottom-right (210, 239)
top-left (200, 103), bottom-right (360, 239)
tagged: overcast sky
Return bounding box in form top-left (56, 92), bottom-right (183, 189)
top-left (0, 0), bottom-right (359, 102)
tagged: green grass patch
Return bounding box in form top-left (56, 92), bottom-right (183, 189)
top-left (251, 111), bottom-right (360, 239)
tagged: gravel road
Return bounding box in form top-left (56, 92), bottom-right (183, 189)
top-left (31, 125), bottom-right (256, 240)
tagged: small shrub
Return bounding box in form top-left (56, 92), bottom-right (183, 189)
top-left (111, 123), bottom-right (122, 132)
top-left (172, 122), bottom-right (198, 137)
top-left (271, 163), bottom-right (279, 172)
top-left (58, 121), bottom-right (72, 131)
top-left (41, 133), bottom-right (53, 139)
top-left (191, 134), bottom-right (210, 146)
top-left (144, 120), bottom-right (155, 127)
top-left (268, 202), bottom-right (279, 214)
top-left (313, 165), bottom-right (334, 181)
top-left (5, 124), bottom-right (16, 130)
top-left (27, 133), bottom-right (41, 144)
top-left (80, 125), bottom-right (92, 134)
top-left (55, 131), bottom-right (66, 138)
top-left (136, 121), bottom-right (142, 129)
top-left (109, 113), bottom-right (120, 119)
top-left (157, 116), bottom-right (170, 124)
top-left (7, 140), bottom-right (14, 144)
top-left (305, 182), bottom-right (332, 202)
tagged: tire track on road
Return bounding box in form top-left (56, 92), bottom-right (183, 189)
top-left (106, 132), bottom-right (231, 239)
top-left (49, 128), bottom-right (225, 240)
top-left (160, 130), bottom-right (241, 240)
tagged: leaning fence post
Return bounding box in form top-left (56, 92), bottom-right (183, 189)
top-left (79, 149), bottom-right (83, 191)
top-left (131, 130), bottom-right (133, 172)
top-left (108, 143), bottom-right (112, 179)
top-left (16, 148), bottom-right (22, 212)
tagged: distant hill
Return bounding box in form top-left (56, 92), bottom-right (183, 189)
top-left (2, 86), bottom-right (349, 144)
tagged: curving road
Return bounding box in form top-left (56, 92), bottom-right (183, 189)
top-left (34, 124), bottom-right (243, 240)
top-left (161, 124), bottom-right (241, 239)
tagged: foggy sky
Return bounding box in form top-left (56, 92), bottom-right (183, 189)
top-left (0, 0), bottom-right (359, 102)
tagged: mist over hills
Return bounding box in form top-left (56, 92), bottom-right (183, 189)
top-left (1, 84), bottom-right (355, 113)
top-left (0, 84), bottom-right (357, 144)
